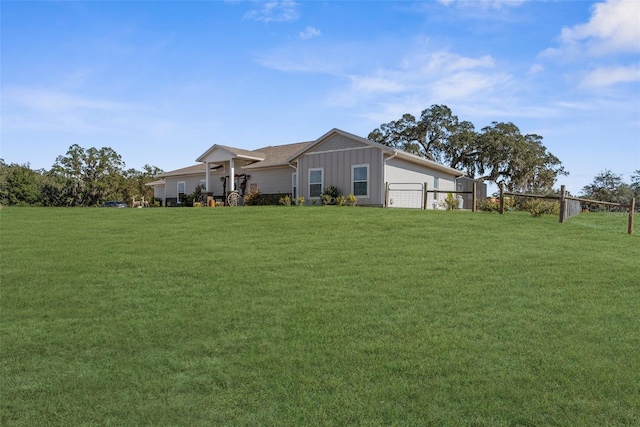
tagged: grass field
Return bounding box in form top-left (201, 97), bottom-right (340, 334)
top-left (1, 206), bottom-right (639, 426)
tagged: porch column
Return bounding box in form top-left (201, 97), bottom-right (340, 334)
top-left (228, 158), bottom-right (235, 193)
top-left (205, 162), bottom-right (210, 192)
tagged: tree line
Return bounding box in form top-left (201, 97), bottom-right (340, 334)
top-left (0, 144), bottom-right (163, 207)
top-left (580, 169), bottom-right (640, 205)
top-left (369, 104), bottom-right (639, 202)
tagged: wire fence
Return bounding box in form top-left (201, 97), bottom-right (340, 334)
top-left (386, 183), bottom-right (424, 209)
top-left (500, 183), bottom-right (635, 235)
top-left (385, 182), bottom-right (479, 211)
top-left (566, 198), bottom-right (582, 220)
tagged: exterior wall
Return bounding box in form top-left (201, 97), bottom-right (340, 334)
top-left (152, 184), bottom-right (164, 200)
top-left (164, 174), bottom-right (207, 204)
top-left (385, 157), bottom-right (457, 209)
top-left (298, 146), bottom-right (384, 206)
top-left (205, 170), bottom-right (228, 197)
top-left (160, 166), bottom-right (295, 204)
top-left (245, 166), bottom-right (294, 195)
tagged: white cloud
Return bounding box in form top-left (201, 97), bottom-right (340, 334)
top-left (552, 0), bottom-right (640, 56)
top-left (348, 74), bottom-right (405, 94)
top-left (299, 26), bottom-right (320, 40)
top-left (244, 1), bottom-right (299, 23)
top-left (5, 87), bottom-right (126, 112)
top-left (404, 52), bottom-right (495, 74)
top-left (581, 63), bottom-right (640, 87)
top-left (1, 87), bottom-right (141, 135)
top-left (326, 50), bottom-right (513, 117)
top-left (257, 49), bottom-right (341, 74)
top-left (528, 64), bottom-right (544, 75)
top-left (438, 0), bottom-right (526, 9)
top-left (430, 71), bottom-right (511, 101)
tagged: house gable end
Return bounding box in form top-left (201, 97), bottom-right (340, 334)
top-left (196, 145), bottom-right (265, 163)
top-left (309, 133), bottom-right (369, 153)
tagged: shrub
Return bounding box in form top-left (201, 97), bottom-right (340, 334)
top-left (191, 184), bottom-right (206, 205)
top-left (279, 195), bottom-right (292, 206)
top-left (324, 185), bottom-right (341, 198)
top-left (179, 194), bottom-right (194, 206)
top-left (335, 196), bottom-right (346, 206)
top-left (440, 193), bottom-right (460, 210)
top-left (321, 186), bottom-right (342, 205)
top-left (296, 196), bottom-right (305, 206)
top-left (477, 197), bottom-right (499, 212)
top-left (215, 201), bottom-right (224, 207)
top-left (346, 194), bottom-right (357, 206)
top-left (193, 202), bottom-right (203, 208)
top-left (243, 189), bottom-right (261, 206)
top-left (243, 189), bottom-right (289, 206)
top-left (522, 199), bottom-right (559, 217)
top-left (477, 197), bottom-right (515, 212)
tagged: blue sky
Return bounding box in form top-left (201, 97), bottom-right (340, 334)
top-left (2, 0), bottom-right (638, 194)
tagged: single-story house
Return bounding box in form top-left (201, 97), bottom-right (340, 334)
top-left (149, 128), bottom-right (469, 208)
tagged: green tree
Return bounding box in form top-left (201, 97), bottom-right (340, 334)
top-left (368, 105), bottom-right (459, 162)
top-left (369, 105), bottom-right (567, 192)
top-left (50, 145), bottom-right (126, 206)
top-left (39, 169), bottom-right (67, 207)
top-left (630, 170), bottom-right (640, 198)
top-left (476, 122), bottom-right (566, 193)
top-left (0, 160), bottom-right (43, 205)
top-left (581, 170), bottom-right (634, 204)
top-left (124, 164), bottom-right (164, 203)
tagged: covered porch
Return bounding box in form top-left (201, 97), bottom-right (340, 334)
top-left (196, 144), bottom-right (266, 202)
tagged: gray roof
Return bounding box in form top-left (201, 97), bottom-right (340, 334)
top-left (157, 128), bottom-right (463, 179)
top-left (244, 141), bottom-right (312, 169)
top-left (215, 145), bottom-right (266, 160)
top-left (156, 163), bottom-right (222, 178)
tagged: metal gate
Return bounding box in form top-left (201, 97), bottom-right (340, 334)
top-left (386, 183), bottom-right (424, 209)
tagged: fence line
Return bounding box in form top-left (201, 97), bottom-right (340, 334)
top-left (499, 183), bottom-right (635, 235)
top-left (385, 182), bottom-right (478, 211)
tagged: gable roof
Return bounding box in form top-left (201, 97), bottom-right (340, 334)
top-left (288, 128), bottom-right (392, 160)
top-left (157, 128), bottom-right (463, 179)
top-left (290, 128), bottom-right (464, 177)
top-left (243, 141), bottom-right (312, 169)
top-left (195, 144), bottom-right (265, 163)
top-left (215, 145), bottom-right (266, 160)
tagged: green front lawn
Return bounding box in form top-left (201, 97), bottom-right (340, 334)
top-left (1, 207), bottom-right (638, 426)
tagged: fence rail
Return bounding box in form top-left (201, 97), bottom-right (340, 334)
top-left (499, 183), bottom-right (635, 235)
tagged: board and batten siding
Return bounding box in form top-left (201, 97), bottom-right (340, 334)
top-left (247, 167), bottom-right (294, 195)
top-left (384, 157), bottom-right (457, 209)
top-left (298, 145), bottom-right (384, 206)
top-left (309, 133), bottom-right (368, 153)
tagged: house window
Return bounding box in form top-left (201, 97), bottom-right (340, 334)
top-left (309, 168), bottom-right (323, 198)
top-left (352, 164), bottom-right (369, 197)
top-left (433, 176), bottom-right (439, 190)
top-left (292, 173), bottom-right (297, 199)
top-left (177, 181), bottom-right (186, 204)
